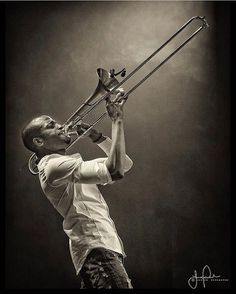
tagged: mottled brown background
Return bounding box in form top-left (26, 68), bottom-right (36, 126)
top-left (5, 1), bottom-right (230, 289)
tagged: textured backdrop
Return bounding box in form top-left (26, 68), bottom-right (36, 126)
top-left (5, 1), bottom-right (230, 289)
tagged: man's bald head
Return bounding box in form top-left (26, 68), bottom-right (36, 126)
top-left (21, 115), bottom-right (50, 152)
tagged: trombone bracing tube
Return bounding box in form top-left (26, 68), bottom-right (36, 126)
top-left (28, 16), bottom-right (209, 175)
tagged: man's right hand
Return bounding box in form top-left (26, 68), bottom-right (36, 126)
top-left (106, 89), bottom-right (127, 121)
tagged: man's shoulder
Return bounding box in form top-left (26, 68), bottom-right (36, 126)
top-left (38, 153), bottom-right (83, 184)
top-left (38, 153), bottom-right (82, 169)
top-left (42, 152), bottom-right (81, 161)
top-left (38, 153), bottom-right (64, 166)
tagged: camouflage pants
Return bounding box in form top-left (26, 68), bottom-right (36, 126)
top-left (80, 248), bottom-right (133, 289)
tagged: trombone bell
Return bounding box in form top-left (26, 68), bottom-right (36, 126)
top-left (65, 68), bottom-right (121, 125)
top-left (87, 68), bottom-right (120, 102)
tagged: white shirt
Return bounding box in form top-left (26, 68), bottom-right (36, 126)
top-left (37, 137), bottom-right (133, 275)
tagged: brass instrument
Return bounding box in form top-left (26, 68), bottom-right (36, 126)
top-left (28, 16), bottom-right (209, 175)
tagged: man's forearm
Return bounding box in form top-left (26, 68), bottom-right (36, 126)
top-left (112, 119), bottom-right (126, 173)
top-left (106, 119), bottom-right (126, 177)
top-left (97, 137), bottom-right (133, 172)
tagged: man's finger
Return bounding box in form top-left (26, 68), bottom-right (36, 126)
top-left (120, 99), bottom-right (126, 107)
top-left (114, 87), bottom-right (125, 95)
top-left (115, 92), bottom-right (125, 103)
top-left (120, 96), bottom-right (128, 107)
top-left (80, 122), bottom-right (90, 129)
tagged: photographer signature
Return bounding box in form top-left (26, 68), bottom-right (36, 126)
top-left (188, 265), bottom-right (221, 289)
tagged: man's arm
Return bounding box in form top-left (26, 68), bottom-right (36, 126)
top-left (44, 154), bottom-right (113, 187)
top-left (44, 99), bottom-right (129, 187)
top-left (74, 90), bottom-right (131, 181)
top-left (79, 116), bottom-right (133, 173)
top-left (103, 95), bottom-right (127, 180)
top-left (96, 137), bottom-right (133, 173)
top-left (105, 118), bottom-right (125, 180)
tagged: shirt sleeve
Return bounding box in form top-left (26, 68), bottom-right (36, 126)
top-left (97, 137), bottom-right (134, 172)
top-left (73, 159), bottom-right (113, 185)
top-left (44, 155), bottom-right (113, 187)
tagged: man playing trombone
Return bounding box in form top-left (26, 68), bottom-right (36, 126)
top-left (21, 89), bottom-right (133, 289)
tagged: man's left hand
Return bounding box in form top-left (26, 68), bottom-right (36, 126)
top-left (76, 122), bottom-right (104, 143)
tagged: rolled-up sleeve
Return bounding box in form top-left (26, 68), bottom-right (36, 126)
top-left (73, 159), bottom-right (112, 185)
top-left (44, 155), bottom-right (112, 187)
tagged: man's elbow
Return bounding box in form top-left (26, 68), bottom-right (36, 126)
top-left (110, 170), bottom-right (125, 181)
top-left (106, 160), bottom-right (124, 180)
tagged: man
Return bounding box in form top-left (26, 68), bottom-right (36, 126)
top-left (21, 90), bottom-right (133, 289)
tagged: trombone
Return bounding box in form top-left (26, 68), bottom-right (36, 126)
top-left (28, 16), bottom-right (209, 175)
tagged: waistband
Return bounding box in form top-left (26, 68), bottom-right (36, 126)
top-left (87, 247), bottom-right (123, 261)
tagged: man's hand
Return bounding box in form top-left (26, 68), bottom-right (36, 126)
top-left (75, 122), bottom-right (92, 137)
top-left (76, 122), bottom-right (105, 143)
top-left (106, 88), bottom-right (127, 121)
top-left (64, 121), bottom-right (98, 139)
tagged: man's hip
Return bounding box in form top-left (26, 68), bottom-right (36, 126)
top-left (80, 247), bottom-right (133, 289)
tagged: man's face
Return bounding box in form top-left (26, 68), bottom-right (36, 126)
top-left (36, 116), bottom-right (71, 152)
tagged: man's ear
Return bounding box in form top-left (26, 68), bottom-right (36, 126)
top-left (33, 137), bottom-right (44, 147)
